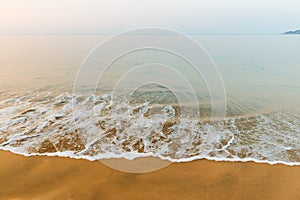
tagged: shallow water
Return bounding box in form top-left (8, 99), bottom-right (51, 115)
top-left (0, 35), bottom-right (299, 165)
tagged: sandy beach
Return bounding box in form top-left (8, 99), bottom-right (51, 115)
top-left (1, 0), bottom-right (300, 199)
top-left (0, 150), bottom-right (299, 200)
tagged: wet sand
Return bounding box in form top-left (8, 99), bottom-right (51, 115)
top-left (0, 150), bottom-right (299, 200)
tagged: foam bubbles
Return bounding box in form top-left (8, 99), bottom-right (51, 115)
top-left (0, 92), bottom-right (299, 166)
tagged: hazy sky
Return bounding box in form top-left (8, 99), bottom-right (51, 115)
top-left (0, 0), bottom-right (299, 34)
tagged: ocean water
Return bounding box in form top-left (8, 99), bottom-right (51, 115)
top-left (0, 35), bottom-right (300, 166)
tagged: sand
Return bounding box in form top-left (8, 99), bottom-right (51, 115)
top-left (0, 150), bottom-right (299, 200)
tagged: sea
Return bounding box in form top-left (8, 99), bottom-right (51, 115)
top-left (0, 34), bottom-right (299, 166)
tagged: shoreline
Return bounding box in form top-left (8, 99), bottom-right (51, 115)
top-left (1, 150), bottom-right (300, 200)
top-left (1, 148), bottom-right (300, 167)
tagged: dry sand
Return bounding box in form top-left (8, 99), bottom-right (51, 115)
top-left (0, 150), bottom-right (299, 200)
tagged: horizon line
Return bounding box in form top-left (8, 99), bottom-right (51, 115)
top-left (0, 32), bottom-right (289, 36)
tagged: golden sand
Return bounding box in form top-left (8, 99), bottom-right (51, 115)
top-left (0, 150), bottom-right (299, 200)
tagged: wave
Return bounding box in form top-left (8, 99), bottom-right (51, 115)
top-left (0, 91), bottom-right (299, 166)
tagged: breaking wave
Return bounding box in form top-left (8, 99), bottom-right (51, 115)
top-left (0, 90), bottom-right (299, 166)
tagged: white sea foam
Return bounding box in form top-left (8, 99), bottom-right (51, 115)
top-left (0, 91), bottom-right (299, 166)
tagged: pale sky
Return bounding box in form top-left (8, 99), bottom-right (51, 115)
top-left (0, 0), bottom-right (299, 34)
